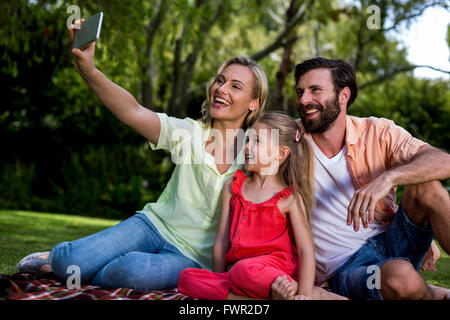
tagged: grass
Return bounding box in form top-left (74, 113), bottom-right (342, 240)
top-left (0, 210), bottom-right (119, 275)
top-left (421, 251), bottom-right (450, 288)
top-left (0, 210), bottom-right (448, 289)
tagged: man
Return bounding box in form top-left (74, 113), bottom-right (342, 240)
top-left (274, 57), bottom-right (450, 300)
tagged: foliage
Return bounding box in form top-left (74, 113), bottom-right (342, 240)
top-left (353, 74), bottom-right (450, 151)
top-left (0, 161), bottom-right (36, 211)
top-left (53, 143), bottom-right (173, 219)
top-left (0, 0), bottom-right (449, 219)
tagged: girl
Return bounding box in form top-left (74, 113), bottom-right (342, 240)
top-left (16, 19), bottom-right (268, 291)
top-left (178, 111), bottom-right (317, 299)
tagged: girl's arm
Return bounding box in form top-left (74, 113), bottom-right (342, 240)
top-left (212, 178), bottom-right (233, 273)
top-left (286, 195), bottom-right (316, 299)
top-left (69, 22), bottom-right (161, 145)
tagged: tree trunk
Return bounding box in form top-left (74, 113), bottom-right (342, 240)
top-left (139, 0), bottom-right (169, 109)
top-left (167, 0), bottom-right (225, 117)
top-left (269, 0), bottom-right (302, 112)
top-left (251, 0), bottom-right (311, 62)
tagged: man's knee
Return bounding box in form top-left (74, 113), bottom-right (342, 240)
top-left (380, 259), bottom-right (426, 299)
top-left (403, 181), bottom-right (447, 210)
top-left (402, 180), bottom-right (448, 225)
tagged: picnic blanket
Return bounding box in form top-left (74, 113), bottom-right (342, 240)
top-left (0, 272), bottom-right (192, 300)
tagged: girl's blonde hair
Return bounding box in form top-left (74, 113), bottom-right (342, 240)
top-left (201, 56), bottom-right (268, 130)
top-left (257, 111), bottom-right (315, 223)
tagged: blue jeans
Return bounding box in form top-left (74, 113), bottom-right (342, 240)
top-left (49, 213), bottom-right (200, 291)
top-left (328, 202), bottom-right (434, 300)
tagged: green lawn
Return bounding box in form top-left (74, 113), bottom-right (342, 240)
top-left (0, 210), bottom-right (448, 289)
top-left (0, 210), bottom-right (119, 275)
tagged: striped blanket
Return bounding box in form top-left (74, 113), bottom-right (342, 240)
top-left (0, 273), bottom-right (191, 300)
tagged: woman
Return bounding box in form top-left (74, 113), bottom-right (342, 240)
top-left (16, 19), bottom-right (268, 291)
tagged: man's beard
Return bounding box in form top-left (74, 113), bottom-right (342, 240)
top-left (297, 96), bottom-right (341, 134)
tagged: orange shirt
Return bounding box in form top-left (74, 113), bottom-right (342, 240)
top-left (343, 115), bottom-right (428, 219)
top-left (341, 116), bottom-right (439, 269)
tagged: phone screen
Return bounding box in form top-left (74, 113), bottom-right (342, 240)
top-left (72, 12), bottom-right (103, 49)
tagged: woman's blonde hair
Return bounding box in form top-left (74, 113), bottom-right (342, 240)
top-left (257, 111), bottom-right (315, 224)
top-left (201, 56), bottom-right (268, 130)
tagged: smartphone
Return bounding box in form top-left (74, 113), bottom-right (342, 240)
top-left (72, 12), bottom-right (103, 49)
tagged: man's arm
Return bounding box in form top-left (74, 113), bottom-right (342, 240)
top-left (347, 145), bottom-right (450, 231)
top-left (388, 145), bottom-right (450, 186)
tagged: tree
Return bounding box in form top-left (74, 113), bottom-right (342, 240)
top-left (1, 0), bottom-right (449, 217)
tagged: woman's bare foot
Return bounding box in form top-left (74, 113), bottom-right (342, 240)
top-left (37, 253), bottom-right (52, 274)
top-left (39, 264), bottom-right (52, 274)
top-left (270, 275), bottom-right (298, 300)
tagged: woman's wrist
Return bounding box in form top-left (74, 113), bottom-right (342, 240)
top-left (80, 66), bottom-right (99, 82)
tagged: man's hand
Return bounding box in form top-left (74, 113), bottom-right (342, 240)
top-left (347, 171), bottom-right (395, 231)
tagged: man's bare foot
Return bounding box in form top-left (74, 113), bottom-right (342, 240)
top-left (271, 277), bottom-right (349, 300)
top-left (270, 275), bottom-right (298, 300)
top-left (428, 284), bottom-right (450, 300)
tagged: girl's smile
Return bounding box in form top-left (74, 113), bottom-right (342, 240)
top-left (244, 121), bottom-right (278, 173)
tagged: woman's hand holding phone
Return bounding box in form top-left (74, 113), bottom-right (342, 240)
top-left (68, 19), bottom-right (96, 78)
top-left (67, 17), bottom-right (161, 145)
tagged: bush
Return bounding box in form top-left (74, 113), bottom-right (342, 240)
top-left (52, 143), bottom-right (173, 219)
top-left (0, 143), bottom-right (173, 219)
top-left (0, 161), bottom-right (36, 210)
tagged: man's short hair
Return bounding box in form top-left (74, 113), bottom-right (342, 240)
top-left (294, 57), bottom-right (358, 108)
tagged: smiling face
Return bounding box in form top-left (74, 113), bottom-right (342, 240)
top-left (244, 121), bottom-right (280, 175)
top-left (295, 68), bottom-right (341, 133)
top-left (209, 63), bottom-right (259, 125)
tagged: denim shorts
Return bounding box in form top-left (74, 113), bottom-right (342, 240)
top-left (328, 202), bottom-right (434, 300)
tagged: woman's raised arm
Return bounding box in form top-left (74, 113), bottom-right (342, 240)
top-left (69, 19), bottom-right (160, 145)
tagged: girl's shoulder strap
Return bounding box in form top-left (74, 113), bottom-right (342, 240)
top-left (272, 186), bottom-right (293, 203)
top-left (277, 187), bottom-right (292, 198)
top-left (258, 186), bottom-right (293, 208)
top-left (231, 169), bottom-right (247, 195)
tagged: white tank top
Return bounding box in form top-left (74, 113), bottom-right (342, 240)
top-left (308, 136), bottom-right (388, 283)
